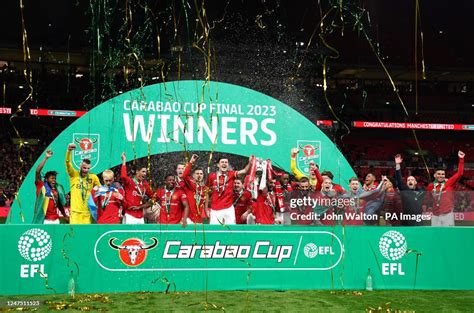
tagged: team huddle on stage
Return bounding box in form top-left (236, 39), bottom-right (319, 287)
top-left (33, 143), bottom-right (466, 227)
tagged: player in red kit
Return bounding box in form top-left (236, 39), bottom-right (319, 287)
top-left (155, 174), bottom-right (189, 227)
top-left (288, 177), bottom-right (315, 225)
top-left (426, 150), bottom-right (465, 226)
top-left (89, 170), bottom-right (125, 224)
top-left (206, 156), bottom-right (252, 225)
top-left (279, 173), bottom-right (294, 196)
top-left (120, 152), bottom-right (154, 224)
top-left (321, 171), bottom-right (345, 194)
top-left (182, 154), bottom-right (209, 224)
top-left (340, 177), bottom-right (387, 226)
top-left (362, 172), bottom-right (384, 224)
top-left (33, 150), bottom-right (68, 224)
top-left (233, 177), bottom-right (253, 224)
top-left (251, 178), bottom-right (279, 224)
top-left (316, 176), bottom-right (339, 225)
top-left (175, 163), bottom-right (186, 189)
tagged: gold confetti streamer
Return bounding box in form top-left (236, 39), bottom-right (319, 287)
top-left (38, 270), bottom-right (57, 294)
top-left (414, 0), bottom-right (427, 115)
top-left (363, 37), bottom-right (409, 117)
top-left (61, 227), bottom-right (80, 280)
top-left (255, 15), bottom-right (266, 29)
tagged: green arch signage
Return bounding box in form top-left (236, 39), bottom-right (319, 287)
top-left (8, 80), bottom-right (355, 223)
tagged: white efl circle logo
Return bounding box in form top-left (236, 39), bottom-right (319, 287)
top-left (303, 243), bottom-right (318, 258)
top-left (18, 229), bottom-right (52, 262)
top-left (379, 230), bottom-right (407, 261)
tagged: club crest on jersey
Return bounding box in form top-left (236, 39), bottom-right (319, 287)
top-left (109, 237), bottom-right (158, 267)
top-left (296, 140), bottom-right (321, 175)
top-left (72, 133), bottom-right (100, 169)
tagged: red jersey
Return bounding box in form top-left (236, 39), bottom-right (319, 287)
top-left (333, 183), bottom-right (346, 195)
top-left (427, 158), bottom-right (464, 215)
top-left (176, 177), bottom-right (186, 190)
top-left (252, 190), bottom-right (276, 225)
top-left (183, 162), bottom-right (207, 223)
top-left (35, 181), bottom-right (59, 220)
top-left (91, 187), bottom-right (125, 224)
top-left (363, 182), bottom-right (378, 191)
top-left (120, 164), bottom-right (154, 218)
top-left (155, 188), bottom-right (188, 224)
top-left (282, 183), bottom-right (293, 192)
top-left (233, 189), bottom-right (253, 224)
top-left (290, 182), bottom-right (299, 189)
top-left (310, 168), bottom-right (324, 191)
top-left (206, 170), bottom-right (237, 210)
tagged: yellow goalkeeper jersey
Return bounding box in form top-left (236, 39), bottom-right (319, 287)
top-left (290, 157), bottom-right (317, 187)
top-left (65, 151), bottom-right (100, 213)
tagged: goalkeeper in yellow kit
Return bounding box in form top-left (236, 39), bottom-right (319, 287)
top-left (65, 143), bottom-right (101, 224)
top-left (290, 147), bottom-right (322, 190)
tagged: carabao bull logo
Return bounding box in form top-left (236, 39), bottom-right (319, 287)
top-left (302, 144), bottom-right (316, 157)
top-left (75, 137), bottom-right (97, 151)
top-left (109, 237), bottom-right (158, 267)
top-left (296, 140), bottom-right (321, 175)
top-left (72, 133), bottom-right (100, 170)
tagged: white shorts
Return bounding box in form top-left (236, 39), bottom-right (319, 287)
top-left (122, 213), bottom-right (145, 225)
top-left (210, 206), bottom-right (236, 225)
top-left (431, 212), bottom-right (454, 227)
top-left (186, 217), bottom-right (201, 225)
top-left (44, 219), bottom-right (60, 224)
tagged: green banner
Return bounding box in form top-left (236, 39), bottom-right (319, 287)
top-left (1, 225), bottom-right (473, 295)
top-left (8, 80), bottom-right (355, 224)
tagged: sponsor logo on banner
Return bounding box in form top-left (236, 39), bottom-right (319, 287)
top-left (108, 237), bottom-right (158, 266)
top-left (296, 140), bottom-right (321, 175)
top-left (18, 228), bottom-right (51, 278)
top-left (72, 133), bottom-right (100, 169)
top-left (303, 243), bottom-right (335, 259)
top-left (94, 230), bottom-right (343, 271)
top-left (379, 230), bottom-right (406, 276)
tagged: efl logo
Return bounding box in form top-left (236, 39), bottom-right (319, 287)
top-left (18, 228), bottom-right (52, 278)
top-left (303, 243), bottom-right (335, 259)
top-left (109, 237), bottom-right (158, 267)
top-left (379, 230), bottom-right (406, 276)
